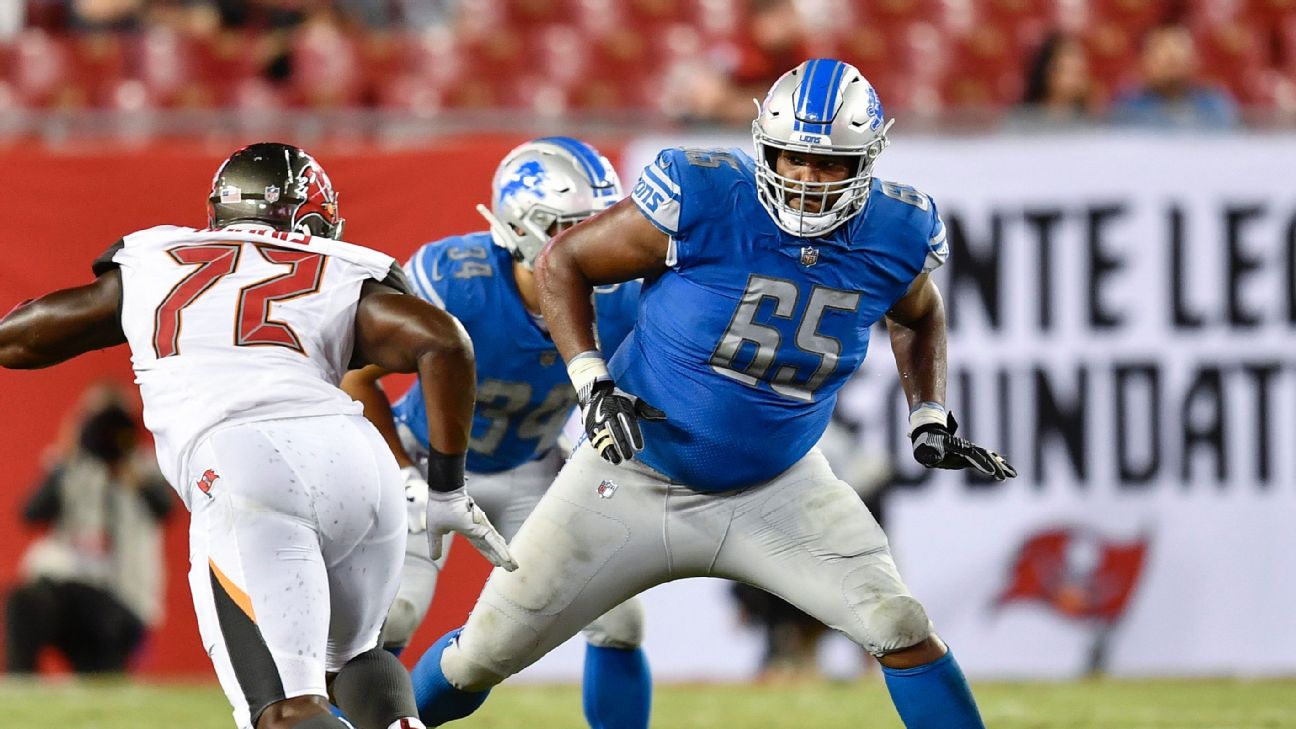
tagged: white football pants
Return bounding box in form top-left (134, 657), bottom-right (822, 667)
top-left (185, 415), bottom-right (406, 729)
top-left (440, 443), bottom-right (931, 691)
top-left (381, 425), bottom-right (645, 653)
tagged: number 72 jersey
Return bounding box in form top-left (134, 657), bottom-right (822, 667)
top-left (96, 224), bottom-right (402, 490)
top-left (617, 147), bottom-right (948, 491)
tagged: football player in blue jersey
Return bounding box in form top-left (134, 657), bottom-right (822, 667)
top-left (340, 137), bottom-right (650, 729)
top-left (410, 60), bottom-right (1017, 728)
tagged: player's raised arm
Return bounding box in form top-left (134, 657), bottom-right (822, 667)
top-left (886, 274), bottom-right (1016, 480)
top-left (0, 271), bottom-right (126, 369)
top-left (535, 197), bottom-right (668, 464)
top-left (352, 279), bottom-right (516, 571)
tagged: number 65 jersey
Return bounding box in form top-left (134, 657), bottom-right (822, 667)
top-left (619, 147), bottom-right (948, 491)
top-left (94, 224), bottom-right (404, 491)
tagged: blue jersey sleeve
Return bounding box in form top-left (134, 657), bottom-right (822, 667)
top-left (923, 198), bottom-right (948, 273)
top-left (632, 147), bottom-right (752, 270)
top-left (404, 241), bottom-right (450, 309)
top-left (402, 234), bottom-right (497, 318)
top-left (631, 148), bottom-right (687, 238)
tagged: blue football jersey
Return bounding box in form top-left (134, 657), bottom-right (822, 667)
top-left (620, 147), bottom-right (947, 491)
top-left (393, 231), bottom-right (640, 473)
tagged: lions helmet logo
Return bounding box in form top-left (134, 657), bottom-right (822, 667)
top-left (865, 86), bottom-right (883, 130)
top-left (499, 160), bottom-right (548, 203)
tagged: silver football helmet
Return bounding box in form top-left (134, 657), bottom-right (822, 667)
top-left (752, 58), bottom-right (893, 237)
top-left (477, 136), bottom-right (623, 268)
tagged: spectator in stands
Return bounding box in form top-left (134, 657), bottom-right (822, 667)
top-left (667, 0), bottom-right (808, 124)
top-left (4, 385), bottom-right (173, 674)
top-left (1108, 23), bottom-right (1238, 130)
top-left (1017, 32), bottom-right (1097, 125)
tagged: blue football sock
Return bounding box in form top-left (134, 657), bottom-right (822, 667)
top-left (410, 629), bottom-right (490, 726)
top-left (582, 645), bottom-right (651, 729)
top-left (881, 649), bottom-right (985, 729)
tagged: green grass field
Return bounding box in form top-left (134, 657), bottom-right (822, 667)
top-left (3, 677), bottom-right (1293, 728)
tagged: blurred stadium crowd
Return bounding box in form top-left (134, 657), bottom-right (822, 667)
top-left (1, 0), bottom-right (1293, 127)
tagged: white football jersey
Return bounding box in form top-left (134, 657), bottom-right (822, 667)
top-left (100, 224), bottom-right (401, 488)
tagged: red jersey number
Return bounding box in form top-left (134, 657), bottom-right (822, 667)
top-left (153, 243), bottom-right (325, 358)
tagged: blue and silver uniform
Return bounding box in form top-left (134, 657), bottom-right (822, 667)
top-left (621, 147), bottom-right (947, 491)
top-left (393, 231), bottom-right (640, 474)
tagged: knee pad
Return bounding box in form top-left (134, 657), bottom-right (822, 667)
top-left (581, 598), bottom-right (645, 650)
top-left (380, 597), bottom-right (422, 649)
top-left (861, 595), bottom-right (932, 657)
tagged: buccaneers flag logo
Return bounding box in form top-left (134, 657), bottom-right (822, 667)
top-left (196, 468), bottom-right (220, 496)
top-left (996, 527), bottom-right (1149, 622)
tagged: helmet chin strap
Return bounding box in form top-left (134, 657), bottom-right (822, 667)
top-left (779, 206), bottom-right (840, 237)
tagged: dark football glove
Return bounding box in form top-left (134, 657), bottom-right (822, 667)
top-left (910, 412), bottom-right (1017, 480)
top-left (581, 378), bottom-right (666, 465)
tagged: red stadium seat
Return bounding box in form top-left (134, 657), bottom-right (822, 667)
top-left (291, 20), bottom-right (364, 108)
top-left (944, 26), bottom-right (1026, 105)
top-left (1084, 0), bottom-right (1169, 34)
top-left (10, 29), bottom-right (75, 108)
top-left (130, 26), bottom-right (217, 109)
top-left (67, 33), bottom-right (128, 108)
top-left (1083, 21), bottom-right (1139, 92)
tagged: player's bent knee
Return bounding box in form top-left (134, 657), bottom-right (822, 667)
top-left (581, 598), bottom-right (645, 649)
top-left (440, 642), bottom-right (509, 693)
top-left (861, 595), bottom-right (933, 657)
top-left (381, 597), bottom-right (421, 648)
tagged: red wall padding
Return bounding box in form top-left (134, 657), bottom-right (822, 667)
top-left (0, 135), bottom-right (625, 676)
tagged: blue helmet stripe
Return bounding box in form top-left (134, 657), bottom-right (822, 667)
top-left (537, 136), bottom-right (607, 187)
top-left (794, 59), bottom-right (846, 135)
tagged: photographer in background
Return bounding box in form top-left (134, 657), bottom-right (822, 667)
top-left (5, 385), bottom-right (174, 674)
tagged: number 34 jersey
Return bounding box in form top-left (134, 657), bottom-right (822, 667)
top-left (96, 224), bottom-right (402, 488)
top-left (393, 232), bottom-right (640, 474)
top-left (622, 147), bottom-right (948, 491)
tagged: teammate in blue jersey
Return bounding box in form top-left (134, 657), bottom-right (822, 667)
top-left (411, 60), bottom-right (1018, 729)
top-left (340, 137), bottom-right (650, 729)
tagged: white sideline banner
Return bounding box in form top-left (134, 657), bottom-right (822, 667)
top-left (513, 134), bottom-right (1296, 683)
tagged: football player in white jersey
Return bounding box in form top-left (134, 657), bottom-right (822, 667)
top-left (0, 143), bottom-right (516, 729)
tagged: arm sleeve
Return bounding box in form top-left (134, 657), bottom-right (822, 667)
top-left (631, 149), bottom-right (686, 239)
top-left (378, 261), bottom-right (414, 295)
top-left (91, 239), bottom-right (125, 276)
top-left (921, 200), bottom-right (949, 274)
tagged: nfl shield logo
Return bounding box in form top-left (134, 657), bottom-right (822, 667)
top-left (800, 246), bottom-right (819, 266)
top-left (596, 480), bottom-right (618, 499)
top-left (264, 185), bottom-right (280, 203)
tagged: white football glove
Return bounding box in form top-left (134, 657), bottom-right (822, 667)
top-left (424, 486), bottom-right (518, 571)
top-left (400, 466), bottom-right (429, 534)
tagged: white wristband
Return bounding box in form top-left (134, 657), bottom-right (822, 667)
top-left (567, 351), bottom-right (609, 396)
top-left (908, 401), bottom-right (947, 435)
